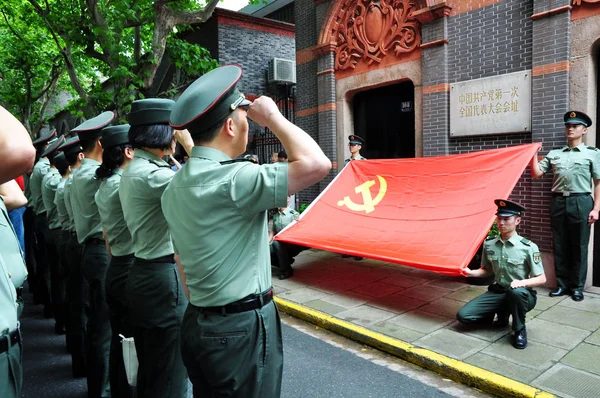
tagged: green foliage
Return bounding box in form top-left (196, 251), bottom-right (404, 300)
top-left (299, 204), bottom-right (309, 214)
top-left (488, 221), bottom-right (500, 237)
top-left (167, 38), bottom-right (219, 76)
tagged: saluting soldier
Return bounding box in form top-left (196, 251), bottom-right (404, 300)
top-left (95, 125), bottom-right (135, 398)
top-left (41, 136), bottom-right (67, 335)
top-left (59, 136), bottom-right (88, 377)
top-left (162, 65), bottom-right (331, 397)
top-left (70, 112), bottom-right (114, 398)
top-left (344, 134), bottom-right (367, 166)
top-left (120, 99), bottom-right (191, 398)
top-left (530, 111), bottom-right (600, 302)
top-left (457, 200), bottom-right (546, 349)
top-left (29, 129), bottom-right (57, 316)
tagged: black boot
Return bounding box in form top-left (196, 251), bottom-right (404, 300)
top-left (513, 327), bottom-right (527, 349)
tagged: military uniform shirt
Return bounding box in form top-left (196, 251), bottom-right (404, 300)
top-left (95, 169), bottom-right (134, 257)
top-left (120, 149), bottom-right (175, 259)
top-left (54, 178), bottom-right (69, 230)
top-left (344, 154), bottom-right (367, 166)
top-left (41, 168), bottom-right (61, 229)
top-left (482, 233), bottom-right (544, 289)
top-left (71, 158), bottom-right (103, 244)
top-left (29, 157), bottom-right (50, 214)
top-left (0, 198), bottom-right (27, 289)
top-left (273, 208), bottom-right (299, 234)
top-left (161, 146), bottom-right (288, 307)
top-left (64, 169), bottom-right (78, 232)
top-left (538, 143), bottom-right (600, 193)
top-left (0, 253), bottom-right (18, 334)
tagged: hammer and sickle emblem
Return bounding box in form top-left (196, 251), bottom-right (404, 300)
top-left (337, 175), bottom-right (387, 214)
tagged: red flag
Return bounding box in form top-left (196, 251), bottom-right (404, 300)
top-left (275, 143), bottom-right (541, 275)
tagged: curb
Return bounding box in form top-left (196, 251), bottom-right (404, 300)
top-left (274, 296), bottom-right (555, 398)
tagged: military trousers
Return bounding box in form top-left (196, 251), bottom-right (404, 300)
top-left (66, 232), bottom-right (88, 377)
top-left (550, 194), bottom-right (593, 291)
top-left (456, 285), bottom-right (537, 332)
top-left (271, 242), bottom-right (306, 273)
top-left (33, 213), bottom-right (50, 309)
top-left (126, 257), bottom-right (188, 398)
top-left (82, 240), bottom-right (111, 398)
top-left (0, 329), bottom-right (22, 398)
top-left (45, 226), bottom-right (66, 331)
top-left (181, 299), bottom-right (283, 398)
top-left (106, 254), bottom-right (134, 398)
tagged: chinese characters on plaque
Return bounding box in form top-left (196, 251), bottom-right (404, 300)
top-left (450, 71), bottom-right (532, 137)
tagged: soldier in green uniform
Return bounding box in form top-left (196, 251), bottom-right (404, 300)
top-left (71, 112), bottom-right (114, 398)
top-left (530, 111), bottom-right (600, 302)
top-left (120, 99), bottom-right (190, 398)
top-left (344, 134), bottom-right (367, 166)
top-left (270, 200), bottom-right (305, 279)
top-left (29, 129), bottom-right (57, 315)
top-left (41, 136), bottom-right (67, 334)
top-left (457, 199), bottom-right (546, 349)
top-left (59, 136), bottom-right (88, 377)
top-left (0, 104), bottom-right (36, 398)
top-left (163, 65), bottom-right (331, 397)
top-left (95, 125), bottom-right (135, 398)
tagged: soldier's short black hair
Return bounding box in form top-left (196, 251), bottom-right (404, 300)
top-left (128, 124), bottom-right (174, 150)
top-left (278, 150), bottom-right (288, 160)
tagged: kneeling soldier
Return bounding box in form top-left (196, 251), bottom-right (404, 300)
top-left (457, 199), bottom-right (546, 349)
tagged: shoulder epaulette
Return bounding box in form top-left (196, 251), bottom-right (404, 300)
top-left (587, 146), bottom-right (599, 151)
top-left (485, 235), bottom-right (496, 241)
top-left (521, 238), bottom-right (531, 246)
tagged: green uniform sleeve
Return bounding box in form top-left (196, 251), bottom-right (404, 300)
top-left (147, 168), bottom-right (175, 198)
top-left (538, 154), bottom-right (551, 174)
top-left (480, 243), bottom-right (491, 270)
top-left (230, 163), bottom-right (288, 217)
top-left (527, 242), bottom-right (544, 277)
top-left (591, 150), bottom-right (600, 180)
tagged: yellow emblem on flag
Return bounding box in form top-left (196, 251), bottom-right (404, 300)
top-left (338, 175), bottom-right (387, 214)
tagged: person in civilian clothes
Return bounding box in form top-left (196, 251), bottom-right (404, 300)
top-left (40, 135), bottom-right (67, 334)
top-left (457, 200), bottom-right (546, 349)
top-left (162, 65), bottom-right (331, 397)
top-left (70, 112), bottom-right (115, 398)
top-left (119, 99), bottom-right (192, 398)
top-left (59, 135), bottom-right (88, 378)
top-left (95, 125), bottom-right (135, 398)
top-left (0, 104), bottom-right (36, 398)
top-left (530, 111), bottom-right (600, 302)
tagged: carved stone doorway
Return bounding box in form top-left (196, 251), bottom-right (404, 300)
top-left (352, 81), bottom-right (416, 159)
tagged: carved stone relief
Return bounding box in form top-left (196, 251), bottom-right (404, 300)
top-left (331, 0), bottom-right (421, 71)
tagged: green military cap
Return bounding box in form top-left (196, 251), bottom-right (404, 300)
top-left (33, 129), bottom-right (57, 146)
top-left (72, 111), bottom-right (115, 137)
top-left (127, 99), bottom-right (174, 126)
top-left (494, 199), bottom-right (526, 217)
top-left (100, 124), bottom-right (130, 149)
top-left (58, 136), bottom-right (82, 155)
top-left (564, 110), bottom-right (592, 127)
top-left (53, 152), bottom-right (69, 170)
top-left (41, 135), bottom-right (65, 159)
top-left (169, 65), bottom-right (251, 134)
top-left (348, 135), bottom-right (365, 146)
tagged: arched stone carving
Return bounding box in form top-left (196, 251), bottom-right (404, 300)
top-left (323, 0), bottom-right (422, 71)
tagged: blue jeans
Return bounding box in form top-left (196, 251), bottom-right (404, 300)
top-left (8, 206), bottom-right (25, 259)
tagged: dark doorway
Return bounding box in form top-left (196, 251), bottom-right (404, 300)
top-left (352, 81), bottom-right (415, 159)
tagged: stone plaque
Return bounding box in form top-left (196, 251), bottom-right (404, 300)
top-left (450, 71), bottom-right (531, 137)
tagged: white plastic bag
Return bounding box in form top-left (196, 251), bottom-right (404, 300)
top-left (119, 334), bottom-right (138, 387)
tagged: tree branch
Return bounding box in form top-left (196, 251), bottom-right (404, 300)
top-left (1, 10), bottom-right (25, 41)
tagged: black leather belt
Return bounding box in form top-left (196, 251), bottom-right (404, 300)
top-left (0, 329), bottom-right (21, 353)
top-left (86, 238), bottom-right (105, 245)
top-left (135, 254), bottom-right (175, 264)
top-left (113, 253), bottom-right (134, 261)
top-left (195, 288), bottom-right (274, 315)
top-left (552, 192), bottom-right (590, 197)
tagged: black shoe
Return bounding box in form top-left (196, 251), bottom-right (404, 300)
top-left (341, 254), bottom-right (351, 258)
top-left (279, 269), bottom-right (294, 280)
top-left (549, 287), bottom-right (569, 297)
top-left (571, 290), bottom-right (584, 301)
top-left (513, 327), bottom-right (527, 349)
top-left (493, 313), bottom-right (509, 327)
top-left (354, 257), bottom-right (363, 261)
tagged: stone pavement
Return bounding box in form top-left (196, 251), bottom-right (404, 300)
top-left (273, 249), bottom-right (600, 398)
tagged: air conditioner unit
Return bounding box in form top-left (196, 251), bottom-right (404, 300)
top-left (268, 58), bottom-right (296, 84)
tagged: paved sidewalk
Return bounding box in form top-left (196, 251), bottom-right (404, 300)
top-left (273, 249), bottom-right (600, 398)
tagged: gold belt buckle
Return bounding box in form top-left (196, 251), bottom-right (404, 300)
top-left (563, 192), bottom-right (570, 197)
